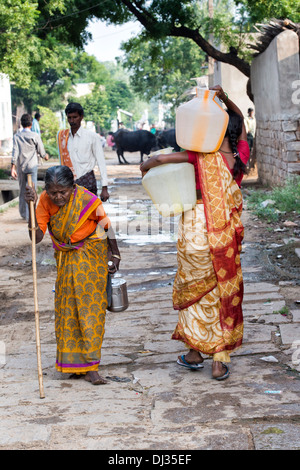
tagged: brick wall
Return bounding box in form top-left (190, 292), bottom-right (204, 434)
top-left (256, 114), bottom-right (300, 185)
top-left (251, 30), bottom-right (300, 186)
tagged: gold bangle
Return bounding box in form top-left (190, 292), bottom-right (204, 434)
top-left (112, 254), bottom-right (121, 260)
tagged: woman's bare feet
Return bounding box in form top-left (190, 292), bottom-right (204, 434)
top-left (84, 371), bottom-right (108, 385)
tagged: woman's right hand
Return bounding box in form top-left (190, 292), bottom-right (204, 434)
top-left (25, 184), bottom-right (38, 206)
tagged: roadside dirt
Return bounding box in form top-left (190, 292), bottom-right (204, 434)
top-left (242, 181), bottom-right (300, 314)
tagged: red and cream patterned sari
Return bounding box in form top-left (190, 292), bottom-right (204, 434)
top-left (172, 152), bottom-right (244, 361)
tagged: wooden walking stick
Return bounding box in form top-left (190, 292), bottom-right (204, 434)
top-left (27, 174), bottom-right (45, 399)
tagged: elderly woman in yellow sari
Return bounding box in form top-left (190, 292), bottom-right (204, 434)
top-left (25, 165), bottom-right (121, 385)
top-left (140, 86), bottom-right (249, 380)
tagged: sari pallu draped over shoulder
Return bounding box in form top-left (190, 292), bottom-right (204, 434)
top-left (172, 152), bottom-right (244, 353)
top-left (49, 185), bottom-right (108, 374)
top-left (48, 184), bottom-right (102, 252)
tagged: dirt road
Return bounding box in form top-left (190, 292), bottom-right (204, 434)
top-left (0, 151), bottom-right (299, 450)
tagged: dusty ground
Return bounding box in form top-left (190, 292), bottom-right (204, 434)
top-left (0, 149), bottom-right (299, 450)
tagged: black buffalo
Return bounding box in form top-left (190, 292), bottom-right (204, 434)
top-left (112, 129), bottom-right (157, 164)
top-left (156, 128), bottom-right (181, 152)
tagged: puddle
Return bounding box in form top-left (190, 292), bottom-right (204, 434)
top-left (116, 266), bottom-right (177, 292)
top-left (127, 278), bottom-right (174, 292)
top-left (103, 198), bottom-right (180, 245)
top-left (119, 233), bottom-right (178, 245)
top-left (112, 178), bottom-right (142, 185)
top-left (119, 266), bottom-right (177, 278)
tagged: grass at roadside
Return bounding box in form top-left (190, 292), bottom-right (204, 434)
top-left (245, 176), bottom-right (300, 222)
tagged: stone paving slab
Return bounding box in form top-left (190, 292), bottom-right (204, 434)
top-left (291, 310), bottom-right (300, 322)
top-left (279, 324), bottom-right (300, 345)
top-left (250, 423), bottom-right (300, 450)
top-left (244, 283), bottom-right (280, 293)
top-left (243, 301), bottom-right (286, 314)
top-left (0, 163), bottom-right (299, 450)
top-left (86, 424), bottom-right (251, 450)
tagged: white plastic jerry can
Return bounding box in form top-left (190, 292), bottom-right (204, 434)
top-left (142, 162), bottom-right (197, 217)
top-left (175, 88), bottom-right (229, 153)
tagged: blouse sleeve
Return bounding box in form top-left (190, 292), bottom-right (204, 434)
top-left (96, 203), bottom-right (111, 230)
top-left (187, 151), bottom-right (197, 164)
top-left (237, 140), bottom-right (250, 165)
top-left (35, 192), bottom-right (51, 234)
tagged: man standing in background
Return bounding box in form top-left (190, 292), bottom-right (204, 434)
top-left (31, 112), bottom-right (41, 135)
top-left (57, 102), bottom-right (109, 202)
top-left (245, 108), bottom-right (256, 154)
top-left (11, 113), bottom-right (49, 220)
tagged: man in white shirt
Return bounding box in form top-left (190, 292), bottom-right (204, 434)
top-left (57, 102), bottom-right (109, 201)
top-left (244, 108), bottom-right (256, 154)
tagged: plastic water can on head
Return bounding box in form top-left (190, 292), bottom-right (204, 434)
top-left (175, 87), bottom-right (229, 153)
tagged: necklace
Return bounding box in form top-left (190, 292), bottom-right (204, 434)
top-left (219, 148), bottom-right (232, 154)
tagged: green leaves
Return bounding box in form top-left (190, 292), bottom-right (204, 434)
top-left (0, 0), bottom-right (40, 86)
top-left (121, 35), bottom-right (206, 115)
top-left (235, 0), bottom-right (300, 23)
top-left (38, 106), bottom-right (60, 157)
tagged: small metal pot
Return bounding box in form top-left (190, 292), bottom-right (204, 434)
top-left (107, 277), bottom-right (129, 312)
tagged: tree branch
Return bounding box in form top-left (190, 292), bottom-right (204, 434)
top-left (120, 0), bottom-right (157, 30)
top-left (171, 25), bottom-right (251, 77)
top-left (119, 0), bottom-right (251, 78)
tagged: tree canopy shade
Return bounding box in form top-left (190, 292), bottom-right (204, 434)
top-left (0, 0), bottom-right (40, 86)
top-left (34, 0), bottom-right (300, 79)
top-left (120, 36), bottom-right (207, 110)
top-left (235, 0), bottom-right (300, 24)
top-left (2, 0), bottom-right (300, 88)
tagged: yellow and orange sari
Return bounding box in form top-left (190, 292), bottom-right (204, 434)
top-left (44, 185), bottom-right (109, 374)
top-left (172, 152), bottom-right (244, 361)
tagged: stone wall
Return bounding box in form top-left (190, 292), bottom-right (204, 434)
top-left (254, 114), bottom-right (300, 185)
top-left (251, 30), bottom-right (300, 186)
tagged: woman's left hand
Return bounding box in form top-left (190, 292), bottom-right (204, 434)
top-left (140, 161), bottom-right (149, 176)
top-left (108, 255), bottom-right (120, 274)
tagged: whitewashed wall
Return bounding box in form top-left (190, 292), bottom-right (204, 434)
top-left (0, 74), bottom-right (13, 154)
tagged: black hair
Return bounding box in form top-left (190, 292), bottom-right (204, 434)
top-left (45, 166), bottom-right (74, 191)
top-left (21, 113), bottom-right (33, 128)
top-left (34, 112), bottom-right (41, 119)
top-left (225, 109), bottom-right (247, 179)
top-left (65, 102), bottom-right (84, 116)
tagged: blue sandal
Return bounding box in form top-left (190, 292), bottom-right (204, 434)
top-left (214, 363), bottom-right (230, 381)
top-left (177, 354), bottom-right (204, 370)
